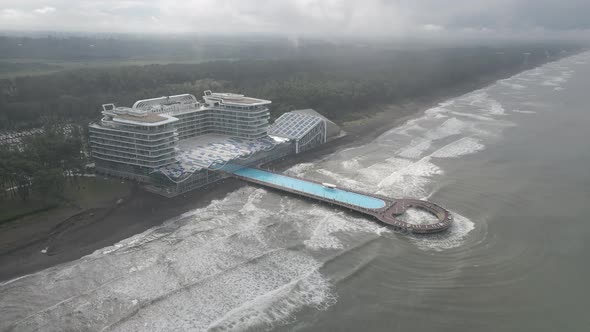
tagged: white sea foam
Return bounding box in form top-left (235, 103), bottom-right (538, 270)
top-left (397, 208), bottom-right (439, 225)
top-left (410, 212), bottom-right (475, 251)
top-left (499, 80), bottom-right (526, 90)
top-left (397, 138), bottom-right (432, 159)
top-left (239, 188), bottom-right (266, 215)
top-left (439, 100), bottom-right (455, 108)
top-left (315, 168), bottom-right (368, 191)
top-left (430, 137), bottom-right (485, 159)
top-left (395, 121), bottom-right (426, 137)
top-left (303, 209), bottom-right (388, 251)
top-left (487, 98), bottom-right (506, 115)
top-left (424, 106), bottom-right (449, 116)
top-left (375, 157), bottom-right (443, 198)
top-left (357, 157), bottom-right (412, 186)
top-left (542, 79), bottom-right (562, 87)
top-left (433, 113), bottom-right (448, 119)
top-left (341, 157), bottom-right (360, 170)
top-left (106, 250), bottom-right (335, 332)
top-left (284, 162), bottom-right (314, 177)
top-left (345, 154), bottom-right (437, 199)
top-left (207, 270), bottom-right (336, 331)
top-left (0, 273), bottom-right (34, 287)
top-left (449, 111), bottom-right (494, 122)
top-left (541, 70), bottom-right (571, 90)
top-left (424, 117), bottom-right (466, 140)
top-left (459, 91), bottom-right (506, 116)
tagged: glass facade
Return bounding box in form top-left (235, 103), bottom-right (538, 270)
top-left (89, 92), bottom-right (273, 184)
top-left (268, 112), bottom-right (327, 153)
top-left (172, 106), bottom-right (270, 140)
top-left (89, 109), bottom-right (179, 180)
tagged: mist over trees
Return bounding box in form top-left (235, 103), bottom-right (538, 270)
top-left (0, 35), bottom-right (294, 62)
top-left (0, 38), bottom-right (582, 131)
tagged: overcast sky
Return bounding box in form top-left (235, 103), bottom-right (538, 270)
top-left (1, 0), bottom-right (589, 39)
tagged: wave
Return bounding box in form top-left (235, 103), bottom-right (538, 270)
top-left (430, 137), bottom-right (485, 159)
top-left (397, 138), bottom-right (432, 159)
top-left (409, 212), bottom-right (476, 251)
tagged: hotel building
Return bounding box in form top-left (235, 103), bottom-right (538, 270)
top-left (89, 91), bottom-right (340, 196)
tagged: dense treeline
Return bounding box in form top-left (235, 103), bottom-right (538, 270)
top-left (0, 35), bottom-right (294, 61)
top-left (0, 42), bottom-right (582, 131)
top-left (0, 125), bottom-right (84, 202)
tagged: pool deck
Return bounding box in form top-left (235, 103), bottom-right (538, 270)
top-left (227, 167), bottom-right (453, 234)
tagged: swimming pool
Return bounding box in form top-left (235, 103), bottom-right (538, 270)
top-left (232, 167), bottom-right (386, 209)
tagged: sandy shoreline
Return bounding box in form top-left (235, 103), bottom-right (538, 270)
top-left (0, 61), bottom-right (551, 282)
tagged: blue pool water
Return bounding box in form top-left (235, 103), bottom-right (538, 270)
top-left (232, 167), bottom-right (386, 209)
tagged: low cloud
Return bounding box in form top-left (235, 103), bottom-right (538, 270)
top-left (33, 6), bottom-right (56, 15)
top-left (1, 8), bottom-right (31, 20)
top-left (0, 0), bottom-right (589, 40)
top-left (422, 24), bottom-right (444, 32)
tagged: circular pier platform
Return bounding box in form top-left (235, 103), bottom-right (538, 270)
top-left (373, 199), bottom-right (453, 234)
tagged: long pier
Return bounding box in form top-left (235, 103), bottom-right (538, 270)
top-left (225, 166), bottom-right (452, 234)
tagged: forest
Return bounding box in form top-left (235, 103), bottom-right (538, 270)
top-left (0, 40), bottom-right (582, 131)
top-left (0, 125), bottom-right (84, 222)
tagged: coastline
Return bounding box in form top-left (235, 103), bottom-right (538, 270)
top-left (0, 59), bottom-right (559, 282)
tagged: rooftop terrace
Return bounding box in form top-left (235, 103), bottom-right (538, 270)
top-left (204, 91), bottom-right (271, 107)
top-left (101, 105), bottom-right (179, 126)
top-left (114, 112), bottom-right (171, 124)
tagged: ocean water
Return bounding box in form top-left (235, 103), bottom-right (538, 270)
top-left (2, 52), bottom-right (590, 331)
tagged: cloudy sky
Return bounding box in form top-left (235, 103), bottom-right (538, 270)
top-left (1, 0), bottom-right (589, 39)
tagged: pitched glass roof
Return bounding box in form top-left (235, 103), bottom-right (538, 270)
top-left (268, 112), bottom-right (323, 140)
top-left (153, 135), bottom-right (280, 180)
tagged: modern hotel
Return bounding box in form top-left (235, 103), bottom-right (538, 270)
top-left (89, 91), bottom-right (340, 196)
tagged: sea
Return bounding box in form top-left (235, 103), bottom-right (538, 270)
top-left (1, 51), bottom-right (589, 332)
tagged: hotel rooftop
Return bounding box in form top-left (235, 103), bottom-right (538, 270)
top-left (203, 91), bottom-right (272, 106)
top-left (100, 105), bottom-right (178, 126)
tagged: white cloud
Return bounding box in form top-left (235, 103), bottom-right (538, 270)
top-left (1, 8), bottom-right (27, 19)
top-left (423, 24), bottom-right (444, 32)
top-left (33, 6), bottom-right (56, 15)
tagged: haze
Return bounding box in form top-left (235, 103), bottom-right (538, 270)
top-left (1, 0), bottom-right (590, 40)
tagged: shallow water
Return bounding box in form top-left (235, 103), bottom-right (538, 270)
top-left (1, 52), bottom-right (590, 331)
